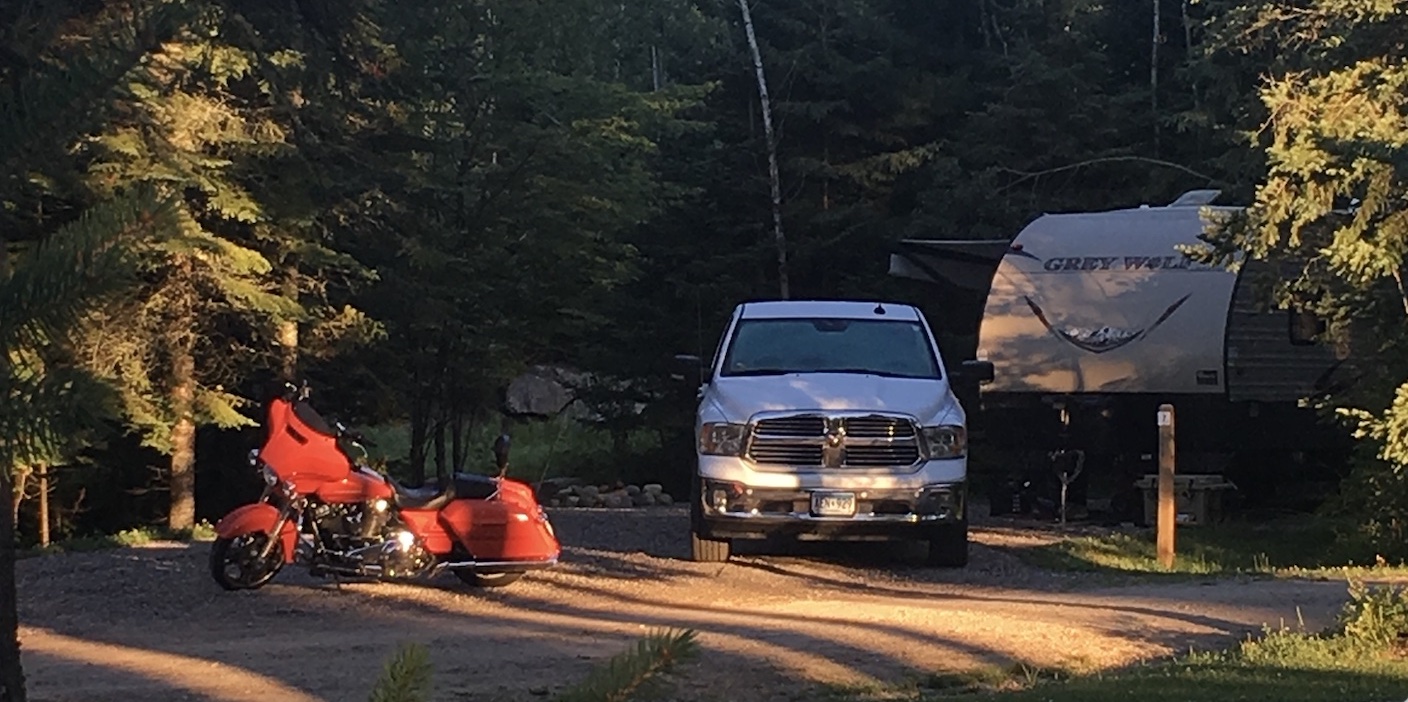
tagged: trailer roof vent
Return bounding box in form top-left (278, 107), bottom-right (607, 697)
top-left (1168, 189), bottom-right (1223, 207)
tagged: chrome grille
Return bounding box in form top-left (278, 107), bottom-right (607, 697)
top-left (842, 416), bottom-right (915, 438)
top-left (754, 416), bottom-right (826, 437)
top-left (746, 413), bottom-right (921, 468)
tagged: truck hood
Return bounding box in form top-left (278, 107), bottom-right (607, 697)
top-left (703, 373), bottom-right (963, 427)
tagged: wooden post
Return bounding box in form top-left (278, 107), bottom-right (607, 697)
top-left (1157, 404), bottom-right (1175, 568)
top-left (38, 465), bottom-right (50, 548)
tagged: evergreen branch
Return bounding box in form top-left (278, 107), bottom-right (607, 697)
top-left (995, 156), bottom-right (1225, 193)
top-left (554, 629), bottom-right (700, 702)
top-left (0, 186), bottom-right (181, 348)
top-left (1, 186), bottom-right (180, 468)
top-left (367, 642), bottom-right (433, 702)
top-left (0, 1), bottom-right (196, 177)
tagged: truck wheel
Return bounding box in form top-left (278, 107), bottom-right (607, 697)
top-left (691, 529), bottom-right (731, 562)
top-left (925, 523), bottom-right (969, 568)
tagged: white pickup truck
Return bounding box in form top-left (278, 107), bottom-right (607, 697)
top-left (676, 300), bottom-right (992, 566)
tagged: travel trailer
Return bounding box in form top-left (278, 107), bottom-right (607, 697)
top-left (887, 190), bottom-right (1357, 521)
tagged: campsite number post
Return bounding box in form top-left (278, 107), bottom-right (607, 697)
top-left (1157, 404), bottom-right (1175, 568)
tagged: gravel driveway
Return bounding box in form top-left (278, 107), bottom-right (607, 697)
top-left (18, 506), bottom-right (1355, 701)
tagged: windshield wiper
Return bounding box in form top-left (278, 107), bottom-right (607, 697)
top-left (810, 368), bottom-right (933, 379)
top-left (723, 368), bottom-right (795, 377)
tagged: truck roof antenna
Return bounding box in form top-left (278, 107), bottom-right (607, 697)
top-left (873, 302), bottom-right (886, 315)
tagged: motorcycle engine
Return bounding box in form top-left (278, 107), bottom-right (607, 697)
top-left (374, 529), bottom-right (435, 579)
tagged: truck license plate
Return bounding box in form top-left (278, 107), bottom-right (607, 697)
top-left (811, 492), bottom-right (856, 517)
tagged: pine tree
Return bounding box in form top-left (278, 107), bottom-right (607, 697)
top-left (0, 4), bottom-right (193, 698)
top-left (1194, 0), bottom-right (1408, 547)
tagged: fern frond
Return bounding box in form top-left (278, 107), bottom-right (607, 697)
top-left (367, 642), bottom-right (433, 702)
top-left (554, 629), bottom-right (700, 702)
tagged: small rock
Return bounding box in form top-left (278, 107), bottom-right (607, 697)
top-left (579, 485), bottom-right (600, 499)
top-left (643, 483), bottom-right (664, 495)
top-left (602, 491), bottom-right (632, 508)
top-left (565, 495), bottom-right (581, 507)
top-left (631, 491), bottom-right (656, 507)
top-left (548, 498), bottom-right (561, 507)
top-left (657, 493), bottom-right (674, 505)
top-left (625, 484), bottom-right (642, 496)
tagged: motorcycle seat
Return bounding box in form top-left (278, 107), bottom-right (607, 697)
top-left (389, 478), bottom-right (457, 511)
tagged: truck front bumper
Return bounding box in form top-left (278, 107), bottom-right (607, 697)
top-left (693, 462), bottom-right (967, 541)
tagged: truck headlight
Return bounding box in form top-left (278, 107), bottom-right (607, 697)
top-left (921, 425), bottom-right (967, 459)
top-left (698, 422), bottom-right (748, 456)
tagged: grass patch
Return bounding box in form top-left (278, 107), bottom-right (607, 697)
top-left (357, 415), bottom-right (664, 486)
top-left (960, 631), bottom-right (1408, 702)
top-left (19, 519), bottom-right (217, 559)
top-left (1016, 517), bottom-right (1408, 579)
top-left (833, 580), bottom-right (1408, 702)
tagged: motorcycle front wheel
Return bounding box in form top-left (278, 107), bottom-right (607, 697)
top-left (210, 533), bottom-right (285, 591)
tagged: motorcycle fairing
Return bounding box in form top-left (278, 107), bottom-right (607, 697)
top-left (259, 397), bottom-right (355, 491)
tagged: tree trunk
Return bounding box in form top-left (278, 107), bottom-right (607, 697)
top-left (451, 406), bottom-right (465, 474)
top-left (737, 0), bottom-right (789, 299)
top-left (35, 467), bottom-right (47, 549)
top-left (0, 467), bottom-right (26, 702)
top-left (277, 263), bottom-right (299, 382)
top-left (408, 400), bottom-right (428, 486)
top-left (168, 341), bottom-right (197, 532)
top-left (1151, 0), bottom-right (1161, 155)
top-left (433, 416), bottom-right (447, 484)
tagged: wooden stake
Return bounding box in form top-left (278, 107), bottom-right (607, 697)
top-left (38, 465), bottom-right (50, 548)
top-left (1157, 404), bottom-right (1175, 568)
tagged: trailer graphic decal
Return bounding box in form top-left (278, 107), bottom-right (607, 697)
top-left (1024, 293), bottom-right (1192, 354)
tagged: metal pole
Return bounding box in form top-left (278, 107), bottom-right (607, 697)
top-left (1157, 404), bottom-right (1175, 568)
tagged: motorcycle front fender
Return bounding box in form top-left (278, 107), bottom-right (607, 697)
top-left (214, 503), bottom-right (298, 563)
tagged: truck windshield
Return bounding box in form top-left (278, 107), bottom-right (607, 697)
top-left (719, 318), bottom-right (942, 379)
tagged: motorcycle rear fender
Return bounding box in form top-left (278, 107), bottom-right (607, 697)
top-left (215, 503), bottom-right (298, 563)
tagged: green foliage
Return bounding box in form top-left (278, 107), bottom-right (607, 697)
top-left (1185, 0), bottom-right (1408, 550)
top-left (1015, 517), bottom-right (1406, 578)
top-left (554, 629), bottom-right (700, 702)
top-left (1339, 578), bottom-right (1408, 649)
top-left (367, 642), bottom-right (433, 702)
top-left (1, 188), bottom-right (182, 468)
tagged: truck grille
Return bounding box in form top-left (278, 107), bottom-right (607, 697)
top-left (748, 414), bottom-right (921, 468)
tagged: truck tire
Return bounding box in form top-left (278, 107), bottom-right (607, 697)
top-left (925, 523), bottom-right (969, 567)
top-left (691, 529), bottom-right (731, 562)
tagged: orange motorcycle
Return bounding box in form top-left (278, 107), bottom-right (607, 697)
top-left (209, 382), bottom-right (559, 590)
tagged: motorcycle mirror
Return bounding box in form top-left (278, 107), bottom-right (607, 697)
top-left (492, 434), bottom-right (511, 471)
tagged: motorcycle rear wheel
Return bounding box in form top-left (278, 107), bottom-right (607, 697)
top-left (210, 533), bottom-right (285, 591)
top-left (453, 569), bottom-right (524, 588)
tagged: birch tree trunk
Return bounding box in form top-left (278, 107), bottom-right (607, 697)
top-left (1151, 0), bottom-right (1161, 155)
top-left (737, 0), bottom-right (789, 299)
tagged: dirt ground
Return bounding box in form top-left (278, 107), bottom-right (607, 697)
top-left (18, 506), bottom-right (1356, 702)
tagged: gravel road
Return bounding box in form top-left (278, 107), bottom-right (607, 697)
top-left (18, 506), bottom-right (1356, 702)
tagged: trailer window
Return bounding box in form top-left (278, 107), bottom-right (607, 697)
top-left (1288, 307), bottom-right (1325, 346)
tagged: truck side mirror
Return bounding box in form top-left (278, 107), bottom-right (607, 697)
top-left (958, 359), bottom-right (995, 384)
top-left (672, 353), bottom-right (712, 384)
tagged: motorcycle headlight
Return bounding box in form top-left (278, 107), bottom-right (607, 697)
top-left (921, 425), bottom-right (967, 459)
top-left (698, 422), bottom-right (748, 456)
